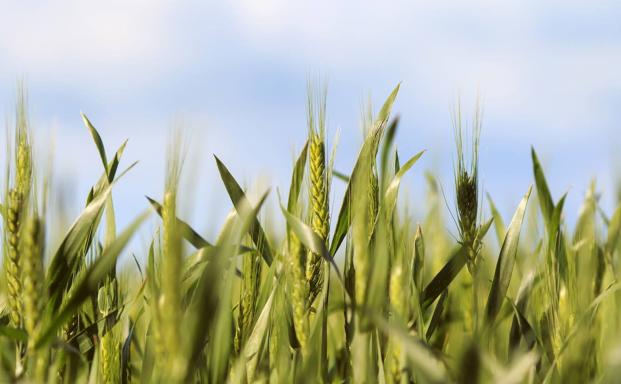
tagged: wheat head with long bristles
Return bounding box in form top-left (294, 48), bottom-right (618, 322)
top-left (453, 102), bottom-right (482, 270)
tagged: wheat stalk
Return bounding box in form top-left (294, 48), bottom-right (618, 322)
top-left (98, 279), bottom-right (119, 384)
top-left (0, 82), bottom-right (618, 383)
top-left (388, 265), bottom-right (406, 383)
top-left (21, 217), bottom-right (44, 350)
top-left (306, 85), bottom-right (330, 304)
top-left (158, 133), bottom-right (186, 380)
top-left (4, 94), bottom-right (33, 330)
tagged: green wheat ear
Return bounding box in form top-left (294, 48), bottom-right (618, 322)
top-left (235, 250), bottom-right (261, 353)
top-left (4, 88), bottom-right (33, 330)
top-left (158, 130), bottom-right (186, 379)
top-left (453, 101), bottom-right (482, 270)
top-left (306, 82), bottom-right (330, 304)
top-left (21, 216), bottom-right (44, 348)
top-left (289, 231), bottom-right (309, 349)
top-left (5, 189), bottom-right (23, 328)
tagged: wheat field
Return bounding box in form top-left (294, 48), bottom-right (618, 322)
top-left (1, 84), bottom-right (620, 383)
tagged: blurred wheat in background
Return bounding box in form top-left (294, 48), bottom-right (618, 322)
top-left (0, 82), bottom-right (619, 383)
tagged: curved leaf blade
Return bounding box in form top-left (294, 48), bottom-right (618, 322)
top-left (38, 211), bottom-right (150, 348)
top-left (485, 186), bottom-right (532, 324)
top-left (421, 246), bottom-right (468, 309)
top-left (329, 84), bottom-right (401, 257)
top-left (384, 149), bottom-right (425, 219)
top-left (281, 205), bottom-right (345, 289)
top-left (531, 148), bottom-right (554, 231)
top-left (287, 140), bottom-right (309, 214)
top-left (82, 112), bottom-right (109, 178)
top-left (146, 195), bottom-right (211, 249)
top-left (214, 156), bottom-right (273, 266)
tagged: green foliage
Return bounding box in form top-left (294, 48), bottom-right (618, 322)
top-left (1, 84), bottom-right (619, 383)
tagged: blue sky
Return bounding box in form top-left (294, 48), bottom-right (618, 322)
top-left (1, 1), bottom-right (620, 246)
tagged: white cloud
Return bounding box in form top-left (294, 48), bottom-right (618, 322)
top-left (0, 0), bottom-right (620, 226)
top-left (225, 0), bottom-right (621, 142)
top-left (0, 1), bottom-right (183, 88)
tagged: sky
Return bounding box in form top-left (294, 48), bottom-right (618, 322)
top-left (0, 1), bottom-right (620, 248)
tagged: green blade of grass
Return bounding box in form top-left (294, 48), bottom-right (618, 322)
top-left (37, 211), bottom-right (150, 348)
top-left (421, 246), bottom-right (468, 309)
top-left (531, 147), bottom-right (554, 231)
top-left (81, 112), bottom-right (109, 178)
top-left (0, 325), bottom-right (28, 343)
top-left (214, 155), bottom-right (273, 266)
top-left (87, 140), bottom-right (129, 204)
top-left (281, 204), bottom-right (345, 289)
top-left (228, 287), bottom-right (276, 383)
top-left (384, 149), bottom-right (425, 220)
top-left (287, 140), bottom-right (309, 214)
top-left (373, 314), bottom-right (448, 384)
top-left (508, 300), bottom-right (537, 353)
top-left (485, 186), bottom-right (532, 325)
top-left (120, 319), bottom-right (137, 384)
top-left (186, 190), bottom-right (270, 378)
top-left (379, 116), bottom-right (399, 190)
top-left (508, 272), bottom-right (536, 353)
top-left (146, 196), bottom-right (212, 248)
top-left (329, 84), bottom-right (400, 257)
top-left (487, 193), bottom-right (506, 246)
top-left (46, 182), bottom-right (113, 310)
top-left (543, 282), bottom-right (621, 382)
top-left (425, 289), bottom-right (447, 341)
top-left (606, 203), bottom-right (621, 253)
top-left (377, 83), bottom-right (401, 124)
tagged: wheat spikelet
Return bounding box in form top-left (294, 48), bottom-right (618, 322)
top-left (16, 135), bottom-right (32, 198)
top-left (5, 189), bottom-right (23, 328)
top-left (288, 231), bottom-right (308, 349)
top-left (453, 103), bottom-right (482, 270)
top-left (235, 250), bottom-right (261, 353)
top-left (100, 326), bottom-right (118, 384)
top-left (3, 96), bottom-right (33, 330)
top-left (306, 84), bottom-right (330, 304)
top-left (457, 173), bottom-right (478, 244)
top-left (21, 217), bottom-right (44, 351)
top-left (101, 338), bottom-right (112, 383)
top-left (100, 322), bottom-right (119, 384)
top-left (307, 132), bottom-right (329, 300)
top-left (15, 86), bottom-right (33, 199)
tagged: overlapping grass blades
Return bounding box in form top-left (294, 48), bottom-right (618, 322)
top-left (0, 84), bottom-right (619, 383)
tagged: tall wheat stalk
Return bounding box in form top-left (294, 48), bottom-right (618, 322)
top-left (158, 133), bottom-right (185, 380)
top-left (306, 84), bottom-right (330, 303)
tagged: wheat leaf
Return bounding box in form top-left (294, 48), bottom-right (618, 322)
top-left (485, 185), bottom-right (532, 324)
top-left (215, 155), bottom-right (273, 266)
